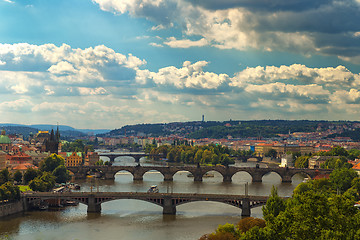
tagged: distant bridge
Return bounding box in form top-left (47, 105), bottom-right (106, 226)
top-left (23, 192), bottom-right (285, 217)
top-left (98, 152), bottom-right (153, 163)
top-left (68, 165), bottom-right (332, 183)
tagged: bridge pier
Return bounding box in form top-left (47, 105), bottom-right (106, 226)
top-left (87, 196), bottom-right (101, 213)
top-left (133, 173), bottom-right (143, 181)
top-left (163, 174), bottom-right (173, 181)
top-left (133, 156), bottom-right (141, 163)
top-left (252, 175), bottom-right (263, 183)
top-left (223, 174), bottom-right (232, 182)
top-left (163, 197), bottom-right (176, 215)
top-left (241, 198), bottom-right (251, 217)
top-left (194, 174), bottom-right (202, 182)
top-left (104, 172), bottom-right (115, 180)
top-left (281, 175), bottom-right (292, 183)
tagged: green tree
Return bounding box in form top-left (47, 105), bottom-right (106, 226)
top-left (13, 170), bottom-right (22, 184)
top-left (23, 168), bottom-right (39, 184)
top-left (262, 186), bottom-right (286, 222)
top-left (52, 165), bottom-right (70, 183)
top-left (0, 182), bottom-right (20, 201)
top-left (0, 168), bottom-right (11, 185)
top-left (330, 168), bottom-right (358, 193)
top-left (29, 172), bottom-right (56, 192)
top-left (294, 156), bottom-right (309, 168)
top-left (39, 153), bottom-right (65, 172)
top-left (265, 149), bottom-right (277, 159)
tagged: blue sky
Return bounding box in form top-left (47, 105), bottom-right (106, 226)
top-left (1, 0), bottom-right (360, 129)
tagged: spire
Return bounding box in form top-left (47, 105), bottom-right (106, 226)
top-left (56, 125), bottom-right (60, 142)
top-left (50, 129), bottom-right (55, 141)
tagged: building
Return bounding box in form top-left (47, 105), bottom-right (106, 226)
top-left (6, 151), bottom-right (33, 169)
top-left (0, 151), bottom-right (6, 169)
top-left (255, 143), bottom-right (273, 157)
top-left (279, 154), bottom-right (294, 168)
top-left (0, 130), bottom-right (11, 152)
top-left (84, 152), bottom-right (100, 166)
top-left (65, 152), bottom-right (83, 167)
top-left (308, 156), bottom-right (337, 169)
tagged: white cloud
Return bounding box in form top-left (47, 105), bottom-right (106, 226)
top-left (164, 37), bottom-right (209, 48)
top-left (136, 60), bottom-right (228, 89)
top-left (149, 42), bottom-right (163, 47)
top-left (93, 0), bottom-right (360, 63)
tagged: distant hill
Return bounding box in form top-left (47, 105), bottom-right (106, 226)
top-left (100, 120), bottom-right (360, 139)
top-left (0, 123), bottom-right (110, 140)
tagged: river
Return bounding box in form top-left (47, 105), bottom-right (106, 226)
top-left (0, 157), bottom-right (305, 240)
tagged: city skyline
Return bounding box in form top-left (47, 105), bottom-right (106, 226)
top-left (1, 0), bottom-right (360, 129)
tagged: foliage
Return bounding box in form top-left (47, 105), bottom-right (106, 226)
top-left (13, 170), bottom-right (22, 183)
top-left (39, 153), bottom-right (65, 172)
top-left (321, 156), bottom-right (352, 169)
top-left (0, 182), bottom-right (20, 201)
top-left (265, 149), bottom-right (277, 159)
top-left (294, 156), bottom-right (309, 168)
top-left (61, 139), bottom-right (94, 153)
top-left (29, 172), bottom-right (56, 192)
top-left (237, 217), bottom-right (266, 234)
top-left (0, 169), bottom-right (11, 185)
top-left (148, 144), bottom-right (236, 166)
top-left (262, 186), bottom-right (286, 222)
top-left (23, 168), bottom-right (39, 184)
top-left (52, 165), bottom-right (70, 183)
top-left (329, 168), bottom-right (358, 193)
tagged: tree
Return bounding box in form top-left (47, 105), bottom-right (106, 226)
top-left (23, 168), bottom-right (39, 184)
top-left (237, 217), bottom-right (266, 234)
top-left (13, 170), bottom-right (22, 184)
top-left (39, 153), bottom-right (65, 172)
top-left (330, 168), bottom-right (358, 193)
top-left (265, 149), bottom-right (277, 159)
top-left (29, 172), bottom-right (56, 192)
top-left (262, 186), bottom-right (286, 222)
top-left (52, 165), bottom-right (70, 183)
top-left (0, 168), bottom-right (11, 185)
top-left (294, 156), bottom-right (309, 168)
top-left (0, 182), bottom-right (20, 201)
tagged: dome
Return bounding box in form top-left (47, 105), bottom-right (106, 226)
top-left (0, 135), bottom-right (11, 144)
top-left (0, 130), bottom-right (11, 144)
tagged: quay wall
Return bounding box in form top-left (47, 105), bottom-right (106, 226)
top-left (0, 200), bottom-right (26, 218)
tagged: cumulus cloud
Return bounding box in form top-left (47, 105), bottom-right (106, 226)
top-left (93, 0), bottom-right (360, 63)
top-left (136, 60), bottom-right (229, 90)
top-left (2, 42), bottom-right (360, 127)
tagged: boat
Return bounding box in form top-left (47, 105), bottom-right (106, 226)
top-left (203, 172), bottom-right (214, 178)
top-left (302, 178), bottom-right (310, 183)
top-left (147, 185), bottom-right (159, 193)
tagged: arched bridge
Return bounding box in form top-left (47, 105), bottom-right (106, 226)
top-left (67, 165), bottom-right (333, 183)
top-left (98, 152), bottom-right (152, 163)
top-left (23, 192), bottom-right (283, 217)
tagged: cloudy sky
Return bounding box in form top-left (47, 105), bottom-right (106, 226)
top-left (1, 0), bottom-right (360, 129)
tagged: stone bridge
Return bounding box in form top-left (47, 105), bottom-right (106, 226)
top-left (98, 153), bottom-right (152, 163)
top-left (67, 165), bottom-right (332, 183)
top-left (23, 192), bottom-right (283, 216)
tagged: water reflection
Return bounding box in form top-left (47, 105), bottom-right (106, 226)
top-left (0, 158), bottom-right (305, 240)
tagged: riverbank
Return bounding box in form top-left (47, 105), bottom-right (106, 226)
top-left (0, 200), bottom-right (25, 218)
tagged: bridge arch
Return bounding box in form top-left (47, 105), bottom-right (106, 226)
top-left (143, 170), bottom-right (165, 181)
top-left (289, 171), bottom-right (311, 182)
top-left (261, 170), bottom-right (283, 183)
top-left (231, 170), bottom-right (253, 183)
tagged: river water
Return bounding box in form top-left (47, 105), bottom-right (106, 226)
top-left (0, 157), bottom-right (305, 240)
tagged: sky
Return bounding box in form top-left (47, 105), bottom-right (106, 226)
top-left (1, 0), bottom-right (360, 129)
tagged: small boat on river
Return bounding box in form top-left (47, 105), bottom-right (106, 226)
top-left (147, 185), bottom-right (159, 193)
